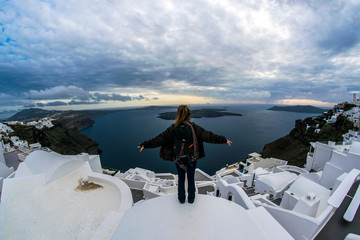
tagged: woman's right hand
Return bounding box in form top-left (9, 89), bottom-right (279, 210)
top-left (137, 145), bottom-right (144, 152)
top-left (226, 140), bottom-right (232, 147)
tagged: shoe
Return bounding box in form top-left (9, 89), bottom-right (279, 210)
top-left (178, 196), bottom-right (185, 204)
top-left (188, 195), bottom-right (195, 204)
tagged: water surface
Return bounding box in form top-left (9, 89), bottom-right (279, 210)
top-left (81, 104), bottom-right (316, 175)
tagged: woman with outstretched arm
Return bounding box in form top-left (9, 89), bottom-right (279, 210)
top-left (138, 105), bottom-right (232, 204)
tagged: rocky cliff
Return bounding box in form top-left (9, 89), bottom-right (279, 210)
top-left (9, 120), bottom-right (101, 155)
top-left (56, 113), bottom-right (95, 130)
top-left (7, 109), bottom-right (105, 155)
top-left (261, 114), bottom-right (354, 167)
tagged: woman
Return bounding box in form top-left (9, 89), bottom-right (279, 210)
top-left (138, 105), bottom-right (232, 204)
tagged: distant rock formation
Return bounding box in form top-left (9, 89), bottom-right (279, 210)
top-left (267, 105), bottom-right (327, 113)
top-left (8, 108), bottom-right (116, 126)
top-left (158, 108), bottom-right (242, 120)
top-left (8, 108), bottom-right (59, 122)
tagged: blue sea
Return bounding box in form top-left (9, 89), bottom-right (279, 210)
top-left (81, 104), bottom-right (317, 175)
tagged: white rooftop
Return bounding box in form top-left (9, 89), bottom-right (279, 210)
top-left (0, 151), bottom-right (133, 240)
top-left (349, 142), bottom-right (360, 155)
top-left (112, 194), bottom-right (294, 240)
top-left (248, 152), bottom-right (262, 158)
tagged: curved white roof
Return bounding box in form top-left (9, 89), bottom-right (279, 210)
top-left (16, 150), bottom-right (85, 183)
top-left (0, 152), bottom-right (133, 240)
top-left (112, 195), bottom-right (293, 240)
top-left (257, 171), bottom-right (297, 191)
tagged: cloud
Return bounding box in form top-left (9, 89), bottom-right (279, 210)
top-left (0, 109), bottom-right (18, 119)
top-left (23, 101), bottom-right (68, 108)
top-left (161, 80), bottom-right (227, 95)
top-left (0, 93), bottom-right (13, 101)
top-left (223, 90), bottom-right (271, 101)
top-left (0, 93), bottom-right (29, 109)
top-left (0, 0), bottom-right (359, 108)
top-left (244, 90), bottom-right (271, 99)
top-left (45, 101), bottom-right (68, 106)
top-left (20, 85), bottom-right (148, 109)
top-left (93, 93), bottom-right (132, 102)
top-left (68, 99), bottom-right (99, 105)
top-left (311, 1), bottom-right (360, 54)
top-left (23, 104), bottom-right (37, 108)
top-left (133, 95), bottom-right (145, 101)
top-left (274, 99), bottom-right (333, 107)
top-left (24, 86), bottom-right (91, 100)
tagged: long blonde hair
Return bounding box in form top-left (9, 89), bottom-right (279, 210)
top-left (174, 105), bottom-right (192, 126)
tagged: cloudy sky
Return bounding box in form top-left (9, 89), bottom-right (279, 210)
top-left (0, 0), bottom-right (359, 117)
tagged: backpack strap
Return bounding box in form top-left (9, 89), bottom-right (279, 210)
top-left (184, 121), bottom-right (199, 161)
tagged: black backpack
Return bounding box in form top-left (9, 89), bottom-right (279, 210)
top-left (173, 122), bottom-right (198, 167)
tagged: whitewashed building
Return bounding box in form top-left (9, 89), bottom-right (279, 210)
top-left (0, 144), bottom-right (14, 192)
top-left (0, 145), bottom-right (359, 239)
top-left (343, 130), bottom-right (359, 144)
top-left (326, 113), bottom-right (340, 124)
top-left (39, 117), bottom-right (54, 128)
top-left (0, 151), bottom-right (297, 240)
top-left (26, 118), bottom-right (54, 129)
top-left (353, 94), bottom-right (360, 106)
top-left (10, 136), bottom-right (29, 149)
top-left (343, 107), bottom-right (360, 126)
top-left (26, 121), bottom-right (38, 126)
top-left (29, 142), bottom-right (42, 151)
top-left (0, 123), bottom-right (13, 135)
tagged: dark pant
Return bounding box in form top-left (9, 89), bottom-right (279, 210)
top-left (176, 161), bottom-right (197, 201)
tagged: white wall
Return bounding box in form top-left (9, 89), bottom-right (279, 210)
top-left (331, 151), bottom-right (360, 173)
top-left (0, 143), bottom-right (5, 165)
top-left (0, 162), bottom-right (14, 178)
top-left (320, 149), bottom-right (360, 188)
top-left (312, 142), bottom-right (334, 171)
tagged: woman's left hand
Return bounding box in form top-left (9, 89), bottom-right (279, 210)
top-left (226, 140), bottom-right (232, 147)
top-left (137, 145), bottom-right (144, 152)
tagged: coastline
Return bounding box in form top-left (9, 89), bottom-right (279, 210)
top-left (6, 105), bottom-right (329, 174)
top-left (80, 105), bottom-right (317, 174)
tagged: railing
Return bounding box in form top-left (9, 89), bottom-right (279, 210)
top-left (343, 183), bottom-right (360, 222)
top-left (327, 169), bottom-right (360, 222)
top-left (276, 165), bottom-right (309, 175)
top-left (6, 171), bottom-right (16, 179)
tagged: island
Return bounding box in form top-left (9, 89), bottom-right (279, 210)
top-left (267, 105), bottom-right (327, 113)
top-left (158, 108), bottom-right (242, 120)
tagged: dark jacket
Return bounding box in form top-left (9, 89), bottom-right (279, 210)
top-left (140, 122), bottom-right (227, 161)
